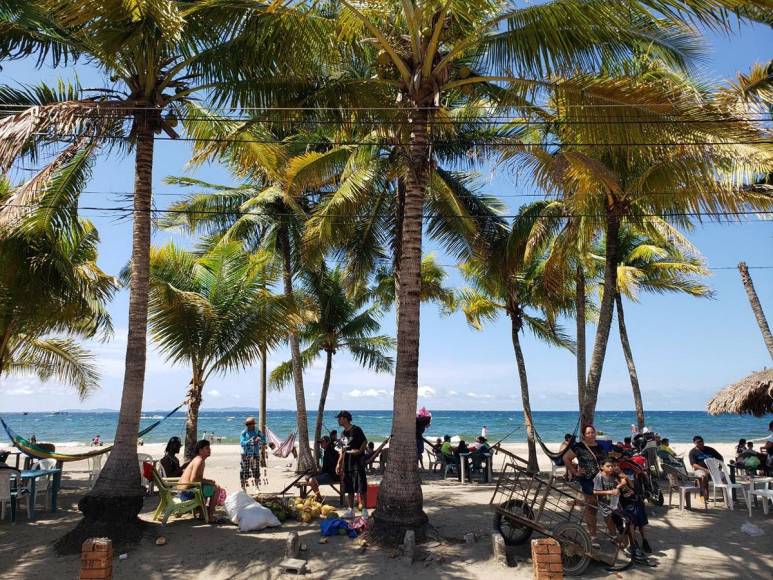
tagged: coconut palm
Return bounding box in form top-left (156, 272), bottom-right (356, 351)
top-left (133, 242), bottom-right (287, 459)
top-left (0, 1), bottom-right (331, 540)
top-left (323, 0), bottom-right (735, 537)
top-left (271, 266), bottom-right (395, 462)
top-left (457, 203), bottom-right (574, 472)
top-left (371, 254), bottom-right (456, 313)
top-left (507, 64), bottom-right (773, 427)
top-left (0, 172), bottom-right (115, 396)
top-left (591, 226), bottom-right (713, 429)
top-left (737, 261), bottom-right (773, 360)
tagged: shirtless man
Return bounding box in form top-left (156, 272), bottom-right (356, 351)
top-left (179, 439), bottom-right (221, 522)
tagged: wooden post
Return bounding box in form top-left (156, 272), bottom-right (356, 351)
top-left (531, 538), bottom-right (562, 580)
top-left (81, 538), bottom-right (113, 580)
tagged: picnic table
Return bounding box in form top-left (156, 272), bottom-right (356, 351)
top-left (10, 468), bottom-right (61, 522)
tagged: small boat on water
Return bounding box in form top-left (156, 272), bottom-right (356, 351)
top-left (22, 412), bottom-right (28, 415)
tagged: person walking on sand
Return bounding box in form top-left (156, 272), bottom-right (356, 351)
top-left (335, 410), bottom-right (368, 519)
top-left (239, 417), bottom-right (263, 490)
top-left (179, 439), bottom-right (222, 522)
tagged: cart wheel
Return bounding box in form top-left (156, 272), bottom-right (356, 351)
top-left (493, 499), bottom-right (534, 545)
top-left (553, 522), bottom-right (592, 576)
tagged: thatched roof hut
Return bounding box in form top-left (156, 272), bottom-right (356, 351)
top-left (707, 369), bottom-right (773, 417)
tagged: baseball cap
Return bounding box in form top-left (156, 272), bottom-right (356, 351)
top-left (335, 410), bottom-right (352, 421)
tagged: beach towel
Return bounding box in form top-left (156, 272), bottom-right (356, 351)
top-left (265, 427), bottom-right (297, 458)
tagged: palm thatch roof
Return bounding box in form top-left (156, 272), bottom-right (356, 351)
top-left (707, 369), bottom-right (773, 417)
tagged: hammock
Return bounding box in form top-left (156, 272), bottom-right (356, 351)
top-left (1, 402), bottom-right (185, 462)
top-left (265, 427), bottom-right (297, 458)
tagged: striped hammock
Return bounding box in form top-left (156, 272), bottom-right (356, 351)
top-left (1, 402), bottom-right (185, 462)
top-left (265, 427), bottom-right (297, 458)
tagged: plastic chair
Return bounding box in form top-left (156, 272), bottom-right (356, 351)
top-left (704, 457), bottom-right (748, 510)
top-left (86, 454), bottom-right (103, 488)
top-left (0, 470), bottom-right (30, 522)
top-left (747, 478), bottom-right (773, 517)
top-left (442, 454), bottom-right (457, 479)
top-left (30, 458), bottom-right (56, 510)
top-left (426, 447), bottom-right (443, 474)
top-left (138, 452), bottom-right (154, 493)
top-left (151, 468), bottom-right (207, 525)
top-left (662, 464), bottom-right (703, 511)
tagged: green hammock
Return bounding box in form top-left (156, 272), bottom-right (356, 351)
top-left (1, 402), bottom-right (185, 462)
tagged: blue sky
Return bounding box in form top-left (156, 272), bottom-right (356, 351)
top-left (1, 18), bottom-right (771, 413)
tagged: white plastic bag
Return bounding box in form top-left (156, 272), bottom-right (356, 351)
top-left (224, 490), bottom-right (255, 524)
top-left (238, 503), bottom-right (281, 532)
top-left (224, 490), bottom-right (281, 531)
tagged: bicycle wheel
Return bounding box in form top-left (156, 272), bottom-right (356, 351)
top-left (553, 521), bottom-right (592, 576)
top-left (648, 479), bottom-right (664, 506)
top-left (493, 499), bottom-right (534, 545)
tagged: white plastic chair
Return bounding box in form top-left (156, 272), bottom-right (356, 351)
top-left (87, 454), bottom-right (103, 488)
top-left (138, 453), bottom-right (155, 493)
top-left (0, 470), bottom-right (30, 521)
top-left (30, 458), bottom-right (56, 510)
top-left (704, 457), bottom-right (747, 510)
top-left (747, 478), bottom-right (773, 517)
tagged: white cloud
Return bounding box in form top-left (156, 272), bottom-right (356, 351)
top-left (349, 388), bottom-right (389, 398)
top-left (466, 392), bottom-right (494, 399)
top-left (418, 385), bottom-right (436, 398)
top-left (207, 389), bottom-right (222, 398)
top-left (448, 390), bottom-right (458, 396)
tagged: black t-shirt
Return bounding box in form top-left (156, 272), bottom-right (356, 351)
top-left (572, 441), bottom-right (606, 480)
top-left (341, 425), bottom-right (367, 471)
top-left (321, 445), bottom-right (340, 476)
top-left (688, 445), bottom-right (723, 469)
top-left (160, 453), bottom-right (182, 477)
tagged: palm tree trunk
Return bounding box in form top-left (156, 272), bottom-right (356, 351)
top-left (373, 107), bottom-right (429, 541)
top-left (313, 349), bottom-right (333, 463)
top-left (62, 112), bottom-right (156, 552)
top-left (575, 264), bottom-right (587, 413)
top-left (511, 314), bottom-right (539, 473)
top-left (738, 261), bottom-right (773, 360)
top-left (279, 226), bottom-right (314, 472)
top-left (615, 293), bottom-right (644, 431)
top-left (184, 369), bottom-right (204, 460)
top-left (259, 345), bottom-right (267, 435)
top-left (583, 208), bottom-right (621, 427)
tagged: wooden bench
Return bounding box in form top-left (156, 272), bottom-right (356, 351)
top-left (293, 480), bottom-right (345, 506)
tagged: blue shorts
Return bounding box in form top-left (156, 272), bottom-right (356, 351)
top-left (577, 476), bottom-right (595, 495)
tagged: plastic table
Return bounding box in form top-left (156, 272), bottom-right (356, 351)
top-left (11, 468), bottom-right (61, 522)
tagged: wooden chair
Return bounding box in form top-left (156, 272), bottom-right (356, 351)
top-left (151, 468), bottom-right (208, 525)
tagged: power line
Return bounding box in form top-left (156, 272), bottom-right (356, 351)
top-left (2, 201), bottom-right (771, 220)
top-left (4, 132), bottom-right (771, 147)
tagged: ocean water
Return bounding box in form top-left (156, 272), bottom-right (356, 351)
top-left (1, 409), bottom-right (769, 445)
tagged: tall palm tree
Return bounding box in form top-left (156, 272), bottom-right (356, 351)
top-left (0, 1), bottom-right (331, 541)
top-left (457, 203), bottom-right (574, 472)
top-left (738, 261), bottom-right (773, 360)
top-left (508, 65), bottom-right (773, 427)
top-left (0, 172), bottom-right (116, 396)
top-left (592, 226), bottom-right (712, 429)
top-left (135, 242), bottom-right (287, 459)
top-left (324, 0), bottom-right (733, 538)
top-left (271, 266), bottom-right (395, 462)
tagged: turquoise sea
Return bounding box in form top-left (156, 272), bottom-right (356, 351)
top-left (1, 410), bottom-right (770, 445)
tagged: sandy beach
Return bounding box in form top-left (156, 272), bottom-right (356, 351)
top-left (2, 440), bottom-right (772, 580)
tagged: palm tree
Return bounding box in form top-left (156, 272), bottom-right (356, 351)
top-left (508, 65), bottom-right (773, 427)
top-left (457, 203), bottom-right (574, 472)
top-left (738, 262), bottom-right (773, 360)
top-left (135, 242), bottom-right (287, 459)
top-left (592, 226), bottom-right (713, 429)
top-left (0, 1), bottom-right (331, 541)
top-left (325, 0), bottom-right (733, 538)
top-left (271, 266), bottom-right (395, 462)
top-left (0, 173), bottom-right (116, 396)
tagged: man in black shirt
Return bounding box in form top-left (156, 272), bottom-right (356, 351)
top-left (335, 410), bottom-right (368, 519)
top-left (307, 436), bottom-right (339, 500)
top-left (688, 435), bottom-right (723, 499)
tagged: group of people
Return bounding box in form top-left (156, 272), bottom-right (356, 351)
top-left (434, 433), bottom-right (491, 479)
